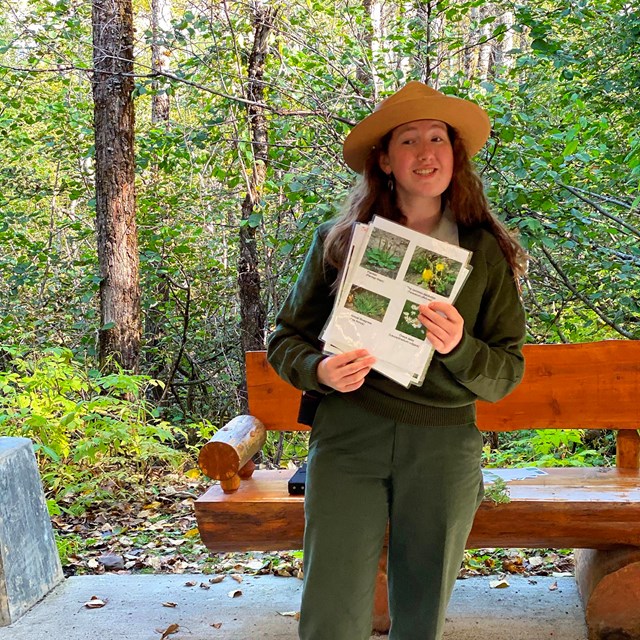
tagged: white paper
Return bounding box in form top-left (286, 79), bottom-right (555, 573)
top-left (482, 468), bottom-right (549, 484)
top-left (321, 216), bottom-right (472, 387)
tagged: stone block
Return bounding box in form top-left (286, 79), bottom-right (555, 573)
top-left (0, 437), bottom-right (64, 626)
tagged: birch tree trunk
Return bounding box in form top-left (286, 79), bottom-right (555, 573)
top-left (92, 0), bottom-right (141, 372)
top-left (151, 0), bottom-right (171, 125)
top-left (356, 0), bottom-right (376, 91)
top-left (145, 0), bottom-right (173, 394)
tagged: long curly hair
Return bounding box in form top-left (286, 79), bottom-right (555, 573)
top-left (324, 126), bottom-right (527, 283)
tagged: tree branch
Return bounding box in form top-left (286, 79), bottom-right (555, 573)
top-left (540, 246), bottom-right (634, 338)
top-left (559, 183), bottom-right (636, 212)
top-left (558, 182), bottom-right (640, 238)
top-left (159, 274), bottom-right (191, 404)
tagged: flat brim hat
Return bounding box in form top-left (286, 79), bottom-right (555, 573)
top-left (343, 81), bottom-right (491, 173)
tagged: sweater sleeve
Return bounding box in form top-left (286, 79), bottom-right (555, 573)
top-left (439, 253), bottom-right (526, 403)
top-left (266, 226), bottom-right (336, 392)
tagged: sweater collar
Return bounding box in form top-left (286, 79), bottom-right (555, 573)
top-left (430, 206), bottom-right (459, 246)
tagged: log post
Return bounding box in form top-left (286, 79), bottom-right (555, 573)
top-left (575, 430), bottom-right (640, 638)
top-left (198, 415), bottom-right (266, 493)
top-left (372, 547), bottom-right (390, 633)
top-left (575, 547), bottom-right (640, 640)
top-left (616, 430), bottom-right (640, 470)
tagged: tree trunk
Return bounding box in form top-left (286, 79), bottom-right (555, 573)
top-left (92, 0), bottom-right (141, 372)
top-left (144, 0), bottom-right (173, 396)
top-left (237, 2), bottom-right (274, 363)
top-left (415, 1), bottom-right (434, 83)
top-left (151, 0), bottom-right (171, 126)
top-left (356, 0), bottom-right (378, 95)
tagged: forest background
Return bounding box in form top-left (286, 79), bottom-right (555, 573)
top-left (0, 0), bottom-right (638, 575)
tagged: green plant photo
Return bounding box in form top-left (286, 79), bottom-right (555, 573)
top-left (345, 286), bottom-right (390, 322)
top-left (405, 249), bottom-right (462, 297)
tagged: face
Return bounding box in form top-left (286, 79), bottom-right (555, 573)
top-left (378, 119), bottom-right (454, 211)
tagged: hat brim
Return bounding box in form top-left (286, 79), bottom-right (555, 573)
top-left (343, 95), bottom-right (491, 173)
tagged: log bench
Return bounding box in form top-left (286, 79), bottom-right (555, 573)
top-left (195, 341), bottom-right (640, 640)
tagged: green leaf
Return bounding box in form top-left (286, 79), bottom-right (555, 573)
top-left (562, 139), bottom-right (579, 156)
top-left (248, 213), bottom-right (262, 228)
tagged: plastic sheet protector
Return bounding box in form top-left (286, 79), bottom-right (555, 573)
top-left (321, 216), bottom-right (472, 387)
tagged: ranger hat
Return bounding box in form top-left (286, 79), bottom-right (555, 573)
top-left (343, 81), bottom-right (491, 173)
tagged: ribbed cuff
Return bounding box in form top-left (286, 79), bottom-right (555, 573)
top-left (301, 353), bottom-right (334, 393)
top-left (439, 331), bottom-right (480, 380)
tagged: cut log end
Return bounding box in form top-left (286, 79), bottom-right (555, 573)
top-left (576, 548), bottom-right (640, 640)
top-left (220, 475), bottom-right (241, 493)
top-left (198, 415), bottom-right (266, 481)
top-left (586, 562), bottom-right (640, 640)
top-left (198, 442), bottom-right (239, 480)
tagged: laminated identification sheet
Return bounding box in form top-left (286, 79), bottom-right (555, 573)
top-left (321, 216), bottom-right (472, 387)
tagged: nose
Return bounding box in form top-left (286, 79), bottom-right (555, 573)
top-left (417, 142), bottom-right (434, 161)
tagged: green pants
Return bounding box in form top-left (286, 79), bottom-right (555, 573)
top-left (299, 393), bottom-right (484, 640)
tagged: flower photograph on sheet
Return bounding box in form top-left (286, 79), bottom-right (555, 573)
top-left (404, 247), bottom-right (462, 297)
top-left (360, 227), bottom-right (409, 279)
top-left (396, 300), bottom-right (427, 340)
top-left (345, 285), bottom-right (391, 322)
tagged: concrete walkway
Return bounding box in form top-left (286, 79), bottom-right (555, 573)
top-left (0, 573), bottom-right (587, 640)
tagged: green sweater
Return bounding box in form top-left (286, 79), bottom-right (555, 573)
top-left (267, 221), bottom-right (526, 427)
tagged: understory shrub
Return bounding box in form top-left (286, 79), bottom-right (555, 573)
top-left (0, 346), bottom-right (189, 514)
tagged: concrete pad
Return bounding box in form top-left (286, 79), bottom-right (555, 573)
top-left (0, 573), bottom-right (586, 639)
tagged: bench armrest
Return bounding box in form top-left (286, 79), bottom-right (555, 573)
top-left (198, 415), bottom-right (267, 492)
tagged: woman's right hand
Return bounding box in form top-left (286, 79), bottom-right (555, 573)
top-left (317, 349), bottom-right (376, 393)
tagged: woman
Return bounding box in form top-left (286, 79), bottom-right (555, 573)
top-left (267, 81), bottom-right (527, 640)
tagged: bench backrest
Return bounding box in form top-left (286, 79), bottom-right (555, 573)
top-left (247, 341), bottom-right (640, 467)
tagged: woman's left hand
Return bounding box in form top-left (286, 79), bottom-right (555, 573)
top-left (418, 301), bottom-right (464, 354)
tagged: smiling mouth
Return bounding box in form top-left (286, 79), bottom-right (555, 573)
top-left (414, 168), bottom-right (436, 176)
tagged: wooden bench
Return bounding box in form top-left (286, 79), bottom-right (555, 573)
top-left (195, 341), bottom-right (640, 639)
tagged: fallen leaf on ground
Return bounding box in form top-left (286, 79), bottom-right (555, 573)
top-left (242, 559), bottom-right (267, 571)
top-left (84, 596), bottom-right (107, 609)
top-left (210, 622), bottom-right (223, 628)
top-left (278, 611), bottom-right (301, 620)
top-left (157, 623), bottom-right (180, 639)
top-left (489, 579), bottom-right (510, 589)
top-left (549, 581), bottom-right (558, 591)
top-left (228, 589), bottom-right (242, 598)
top-left (200, 582), bottom-right (210, 589)
top-left (162, 602), bottom-right (177, 608)
top-left (184, 580), bottom-right (197, 587)
top-left (230, 573), bottom-right (243, 583)
top-left (98, 553), bottom-right (125, 570)
top-left (502, 556), bottom-right (525, 574)
top-left (209, 576), bottom-right (225, 584)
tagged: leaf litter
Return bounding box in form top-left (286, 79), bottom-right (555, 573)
top-left (57, 466), bottom-right (575, 640)
top-left (51, 470), bottom-right (306, 580)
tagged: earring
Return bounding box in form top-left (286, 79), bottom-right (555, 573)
top-left (387, 176), bottom-right (394, 192)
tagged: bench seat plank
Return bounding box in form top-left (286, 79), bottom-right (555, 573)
top-left (194, 468), bottom-right (640, 552)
